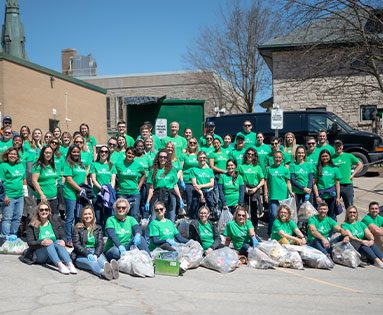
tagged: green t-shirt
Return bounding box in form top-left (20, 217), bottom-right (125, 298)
top-left (190, 166), bottom-right (214, 186)
top-left (147, 167), bottom-right (178, 190)
top-left (271, 219), bottom-right (298, 241)
top-left (307, 215), bottom-right (338, 242)
top-left (90, 161), bottom-right (117, 194)
top-left (84, 135), bottom-right (97, 154)
top-left (315, 165), bottom-right (342, 198)
top-left (180, 153), bottom-right (198, 184)
top-left (144, 151), bottom-right (157, 169)
top-left (290, 162), bottom-right (313, 194)
top-left (86, 229), bottom-right (96, 248)
top-left (110, 151), bottom-right (123, 165)
top-left (59, 146), bottom-right (70, 159)
top-left (223, 220), bottom-right (254, 250)
top-left (172, 159), bottom-right (182, 173)
top-left (135, 155), bottom-right (150, 172)
top-left (237, 163), bottom-right (264, 187)
top-left (115, 160), bottom-right (145, 195)
top-left (254, 143), bottom-right (272, 173)
top-left (62, 162), bottom-right (87, 200)
top-left (198, 220), bottom-right (214, 250)
top-left (199, 134), bottom-right (223, 147)
top-left (332, 152), bottom-right (360, 184)
top-left (162, 135), bottom-right (187, 158)
top-left (218, 173), bottom-right (244, 206)
top-left (306, 150), bottom-right (320, 167)
top-left (149, 218), bottom-right (179, 250)
top-left (38, 222), bottom-right (57, 241)
top-left (362, 214), bottom-right (383, 228)
top-left (0, 162), bottom-right (26, 199)
top-left (341, 221), bottom-right (367, 239)
top-left (230, 147), bottom-right (247, 166)
top-left (0, 139), bottom-right (13, 159)
top-left (31, 164), bottom-right (58, 199)
top-left (222, 144), bottom-right (234, 156)
top-left (209, 150), bottom-right (229, 171)
top-left (316, 144), bottom-right (335, 156)
top-left (236, 131), bottom-right (256, 149)
top-left (266, 151), bottom-right (290, 167)
top-left (266, 164), bottom-right (290, 200)
top-left (200, 145), bottom-right (215, 157)
top-left (104, 216), bottom-right (139, 251)
top-left (81, 151), bottom-right (93, 168)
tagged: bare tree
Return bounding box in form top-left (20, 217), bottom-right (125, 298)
top-left (185, 0), bottom-right (282, 113)
top-left (284, 0), bottom-right (383, 94)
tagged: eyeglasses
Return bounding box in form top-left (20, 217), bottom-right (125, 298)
top-left (108, 143), bottom-right (117, 147)
top-left (246, 153), bottom-right (254, 156)
top-left (100, 150), bottom-right (109, 154)
top-left (155, 207), bottom-right (164, 212)
top-left (39, 207), bottom-right (50, 212)
top-left (116, 206), bottom-right (127, 210)
top-left (159, 155), bottom-right (167, 159)
top-left (199, 157), bottom-right (207, 160)
top-left (189, 142), bottom-right (197, 144)
top-left (206, 138), bottom-right (213, 141)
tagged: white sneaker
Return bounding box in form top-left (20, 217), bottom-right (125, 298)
top-left (102, 262), bottom-right (114, 280)
top-left (374, 261), bottom-right (383, 269)
top-left (58, 262), bottom-right (70, 275)
top-left (110, 259), bottom-right (119, 279)
top-left (67, 262), bottom-right (78, 274)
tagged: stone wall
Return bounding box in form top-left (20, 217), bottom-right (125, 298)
top-left (272, 48), bottom-right (383, 135)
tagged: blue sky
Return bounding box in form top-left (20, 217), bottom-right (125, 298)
top-left (3, 0), bottom-right (270, 108)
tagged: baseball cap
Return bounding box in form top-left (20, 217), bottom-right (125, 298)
top-left (334, 140), bottom-right (343, 147)
top-left (3, 115), bottom-right (12, 122)
top-left (236, 135), bottom-right (245, 141)
top-left (205, 121), bottom-right (215, 127)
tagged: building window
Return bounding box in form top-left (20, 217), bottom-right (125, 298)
top-left (360, 105), bottom-right (377, 121)
top-left (118, 97), bottom-right (124, 121)
top-left (106, 97), bottom-right (111, 129)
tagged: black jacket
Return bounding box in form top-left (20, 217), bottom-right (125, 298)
top-left (189, 219), bottom-right (222, 250)
top-left (26, 217), bottom-right (66, 250)
top-left (72, 224), bottom-right (104, 259)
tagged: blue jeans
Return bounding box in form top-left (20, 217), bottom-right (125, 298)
top-left (340, 184), bottom-right (354, 209)
top-left (118, 194), bottom-right (140, 222)
top-left (185, 183), bottom-right (194, 216)
top-left (1, 196), bottom-right (24, 235)
top-left (93, 199), bottom-right (113, 231)
top-left (309, 235), bottom-right (344, 255)
top-left (268, 200), bottom-right (280, 236)
top-left (35, 242), bottom-right (72, 265)
top-left (104, 236), bottom-right (150, 261)
top-left (75, 248), bottom-right (108, 276)
top-left (64, 199), bottom-right (83, 242)
top-left (190, 189), bottom-right (214, 220)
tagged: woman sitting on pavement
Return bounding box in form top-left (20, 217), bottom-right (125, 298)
top-left (224, 206), bottom-right (260, 256)
top-left (148, 201), bottom-right (189, 251)
top-left (189, 206), bottom-right (223, 255)
top-left (104, 198), bottom-right (149, 261)
top-left (271, 205), bottom-right (306, 245)
top-left (26, 202), bottom-right (77, 275)
top-left (307, 202), bottom-right (349, 256)
top-left (72, 205), bottom-right (118, 280)
top-left (341, 206), bottom-right (383, 269)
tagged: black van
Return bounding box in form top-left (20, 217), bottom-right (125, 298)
top-left (205, 110), bottom-right (383, 176)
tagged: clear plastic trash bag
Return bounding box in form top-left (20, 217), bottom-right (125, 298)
top-left (218, 208), bottom-right (233, 234)
top-left (258, 240), bottom-right (304, 269)
top-left (0, 238), bottom-right (28, 255)
top-left (284, 244), bottom-right (334, 269)
top-left (247, 247), bottom-right (278, 269)
top-left (201, 247), bottom-right (239, 273)
top-left (118, 247), bottom-right (154, 277)
top-left (332, 241), bottom-right (361, 269)
top-left (175, 240), bottom-right (203, 270)
top-left (297, 201), bottom-right (318, 222)
top-left (176, 218), bottom-right (192, 239)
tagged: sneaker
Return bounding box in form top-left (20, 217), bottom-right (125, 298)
top-left (374, 261), bottom-right (383, 269)
top-left (57, 262), bottom-right (70, 275)
top-left (102, 262), bottom-right (113, 280)
top-left (110, 259), bottom-right (119, 279)
top-left (65, 241), bottom-right (73, 248)
top-left (67, 262), bottom-right (78, 274)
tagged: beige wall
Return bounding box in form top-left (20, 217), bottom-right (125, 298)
top-left (0, 59), bottom-right (107, 143)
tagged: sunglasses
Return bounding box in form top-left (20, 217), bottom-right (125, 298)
top-left (100, 150), bottom-right (109, 154)
top-left (307, 142), bottom-right (316, 145)
top-left (116, 206), bottom-right (127, 210)
top-left (246, 153), bottom-right (254, 156)
top-left (237, 214), bottom-right (246, 217)
top-left (155, 207), bottom-right (164, 212)
top-left (75, 141), bottom-right (84, 144)
top-left (189, 142), bottom-right (197, 144)
top-left (348, 211), bottom-right (357, 214)
top-left (3, 132), bottom-right (11, 135)
top-left (39, 207), bottom-right (50, 212)
top-left (50, 141), bottom-right (59, 145)
top-left (244, 124), bottom-right (252, 127)
top-left (272, 143), bottom-right (279, 146)
top-left (159, 156), bottom-right (167, 159)
top-left (108, 143), bottom-right (117, 147)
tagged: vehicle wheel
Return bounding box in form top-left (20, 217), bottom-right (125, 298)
top-left (350, 152), bottom-right (368, 177)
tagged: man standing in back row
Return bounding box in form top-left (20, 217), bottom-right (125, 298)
top-left (161, 121), bottom-right (187, 158)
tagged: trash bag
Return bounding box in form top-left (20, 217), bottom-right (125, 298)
top-left (284, 244), bottom-right (334, 269)
top-left (176, 218), bottom-right (191, 239)
top-left (201, 247), bottom-right (239, 273)
top-left (332, 241), bottom-right (361, 269)
top-left (279, 197), bottom-right (298, 223)
top-left (258, 240), bottom-right (304, 269)
top-left (118, 248), bottom-right (154, 277)
top-left (175, 240), bottom-right (203, 270)
top-left (0, 238), bottom-right (28, 255)
top-left (218, 208), bottom-right (233, 234)
top-left (297, 201), bottom-right (318, 222)
top-left (247, 247), bottom-right (278, 269)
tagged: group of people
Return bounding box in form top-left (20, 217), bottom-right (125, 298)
top-left (0, 115), bottom-right (382, 277)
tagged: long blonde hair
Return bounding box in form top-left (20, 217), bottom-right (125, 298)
top-left (30, 201), bottom-right (52, 228)
top-left (284, 132), bottom-right (297, 156)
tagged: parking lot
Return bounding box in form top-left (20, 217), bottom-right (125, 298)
top-left (0, 171), bottom-right (382, 315)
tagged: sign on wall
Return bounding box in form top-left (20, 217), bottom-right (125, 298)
top-left (155, 118), bottom-right (167, 139)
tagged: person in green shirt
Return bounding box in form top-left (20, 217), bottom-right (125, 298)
top-left (32, 146), bottom-right (59, 216)
top-left (59, 131), bottom-right (72, 159)
top-left (305, 136), bottom-right (320, 167)
top-left (237, 148), bottom-right (265, 228)
top-left (72, 205), bottom-right (116, 280)
top-left (117, 135), bottom-right (128, 157)
top-left (12, 135), bottom-right (30, 169)
top-left (43, 132), bottom-right (54, 147)
top-left (0, 147), bottom-right (26, 237)
top-left (222, 134), bottom-right (234, 156)
top-left (316, 130), bottom-right (335, 156)
top-left (308, 202), bottom-right (349, 255)
top-left (362, 201), bottom-right (383, 251)
top-left (199, 134), bottom-right (215, 157)
top-left (255, 132), bottom-right (272, 173)
top-left (189, 205), bottom-right (224, 254)
top-left (90, 145), bottom-right (117, 228)
top-left (264, 151), bottom-right (294, 236)
top-left (104, 198), bottom-right (149, 260)
top-left (332, 140), bottom-right (363, 208)
top-left (0, 126), bottom-right (14, 161)
top-left (230, 135), bottom-right (247, 166)
top-left (224, 206), bottom-right (260, 256)
top-left (190, 151), bottom-right (215, 220)
top-left (199, 121), bottom-right (223, 147)
top-left (342, 206), bottom-right (383, 268)
top-left (116, 120), bottom-right (135, 147)
top-left (80, 123), bottom-right (98, 161)
top-left (50, 138), bottom-right (65, 220)
top-left (218, 159), bottom-right (245, 214)
top-left (144, 137), bottom-right (158, 169)
top-left (20, 125), bottom-right (32, 152)
top-left (266, 137), bottom-right (291, 167)
top-left (149, 200), bottom-right (189, 251)
top-left (183, 127), bottom-right (193, 142)
top-left (52, 127), bottom-right (61, 142)
top-left (236, 120), bottom-right (256, 149)
top-left (107, 137), bottom-right (123, 165)
top-left (161, 121), bottom-right (188, 158)
top-left (73, 135), bottom-right (92, 176)
top-left (115, 147), bottom-right (146, 222)
top-left (62, 144), bottom-right (88, 246)
top-left (271, 205), bottom-right (306, 245)
top-left (283, 132), bottom-right (298, 165)
top-left (146, 149), bottom-right (184, 222)
top-left (313, 149), bottom-right (342, 220)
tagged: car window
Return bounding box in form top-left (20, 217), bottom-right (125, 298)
top-left (308, 114), bottom-right (334, 133)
